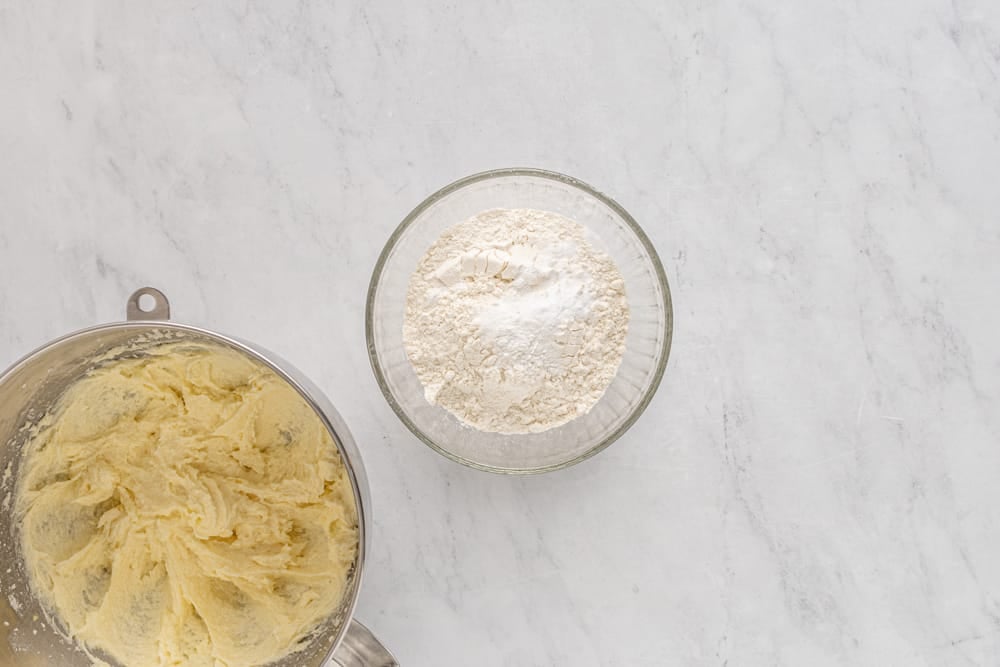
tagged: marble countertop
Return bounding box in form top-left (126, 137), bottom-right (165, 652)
top-left (2, 1), bottom-right (999, 665)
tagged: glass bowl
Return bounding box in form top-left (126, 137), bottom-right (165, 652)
top-left (366, 168), bottom-right (672, 474)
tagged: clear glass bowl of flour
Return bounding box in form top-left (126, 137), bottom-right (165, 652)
top-left (366, 168), bottom-right (672, 473)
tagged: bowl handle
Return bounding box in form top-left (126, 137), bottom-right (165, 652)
top-left (126, 287), bottom-right (171, 321)
top-left (330, 619), bottom-right (398, 667)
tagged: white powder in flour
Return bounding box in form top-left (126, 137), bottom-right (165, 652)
top-left (403, 208), bottom-right (629, 434)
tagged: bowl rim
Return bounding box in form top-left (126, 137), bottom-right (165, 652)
top-left (365, 167), bottom-right (674, 474)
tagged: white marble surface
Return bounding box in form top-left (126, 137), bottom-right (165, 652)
top-left (2, 1), bottom-right (1000, 665)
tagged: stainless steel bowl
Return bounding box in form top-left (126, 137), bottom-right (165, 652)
top-left (0, 288), bottom-right (396, 667)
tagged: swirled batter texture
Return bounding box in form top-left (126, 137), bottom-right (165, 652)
top-left (14, 343), bottom-right (358, 666)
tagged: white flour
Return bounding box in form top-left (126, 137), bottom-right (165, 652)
top-left (403, 208), bottom-right (629, 434)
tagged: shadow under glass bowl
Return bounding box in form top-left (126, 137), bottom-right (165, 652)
top-left (366, 168), bottom-right (673, 474)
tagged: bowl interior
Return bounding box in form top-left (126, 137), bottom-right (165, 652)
top-left (368, 169), bottom-right (672, 473)
top-left (0, 325), bottom-right (361, 667)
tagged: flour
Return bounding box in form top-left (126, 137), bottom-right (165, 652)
top-left (403, 208), bottom-right (629, 434)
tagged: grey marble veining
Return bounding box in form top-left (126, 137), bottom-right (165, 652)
top-left (1, 0), bottom-right (999, 665)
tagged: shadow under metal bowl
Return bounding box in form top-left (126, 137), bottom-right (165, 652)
top-left (366, 168), bottom-right (673, 474)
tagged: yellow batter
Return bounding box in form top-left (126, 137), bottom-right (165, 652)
top-left (14, 342), bottom-right (358, 667)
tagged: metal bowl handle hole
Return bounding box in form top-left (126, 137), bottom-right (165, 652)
top-left (126, 287), bottom-right (171, 321)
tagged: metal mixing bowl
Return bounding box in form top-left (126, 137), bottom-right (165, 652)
top-left (367, 168), bottom-right (673, 474)
top-left (0, 288), bottom-right (396, 667)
